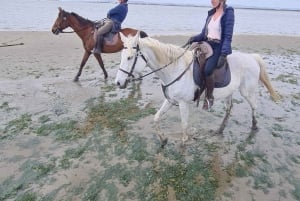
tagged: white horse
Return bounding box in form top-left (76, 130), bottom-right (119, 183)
top-left (115, 32), bottom-right (279, 144)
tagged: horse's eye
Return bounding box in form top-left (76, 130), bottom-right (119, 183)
top-left (127, 56), bottom-right (132, 60)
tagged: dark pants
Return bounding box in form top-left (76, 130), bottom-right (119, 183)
top-left (93, 19), bottom-right (114, 53)
top-left (96, 18), bottom-right (113, 36)
top-left (204, 41), bottom-right (221, 77)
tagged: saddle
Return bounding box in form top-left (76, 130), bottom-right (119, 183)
top-left (190, 42), bottom-right (231, 103)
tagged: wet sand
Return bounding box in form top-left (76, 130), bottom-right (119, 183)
top-left (0, 31), bottom-right (300, 200)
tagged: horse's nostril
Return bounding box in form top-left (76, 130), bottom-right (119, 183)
top-left (117, 81), bottom-right (120, 86)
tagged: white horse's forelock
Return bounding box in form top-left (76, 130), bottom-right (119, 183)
top-left (123, 34), bottom-right (138, 58)
top-left (140, 37), bottom-right (193, 67)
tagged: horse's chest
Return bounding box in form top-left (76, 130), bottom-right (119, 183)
top-left (163, 82), bottom-right (195, 102)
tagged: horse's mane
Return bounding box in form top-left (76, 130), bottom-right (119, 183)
top-left (140, 37), bottom-right (192, 66)
top-left (70, 12), bottom-right (94, 26)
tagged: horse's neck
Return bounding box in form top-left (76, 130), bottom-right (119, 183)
top-left (69, 16), bottom-right (93, 39)
top-left (145, 50), bottom-right (181, 85)
top-left (143, 44), bottom-right (192, 85)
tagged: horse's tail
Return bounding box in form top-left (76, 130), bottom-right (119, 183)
top-left (252, 54), bottom-right (280, 102)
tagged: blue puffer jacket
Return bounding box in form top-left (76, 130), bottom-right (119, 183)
top-left (107, 3), bottom-right (128, 32)
top-left (192, 4), bottom-right (235, 56)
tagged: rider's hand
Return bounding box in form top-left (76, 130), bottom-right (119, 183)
top-left (182, 36), bottom-right (194, 48)
top-left (217, 55), bottom-right (227, 68)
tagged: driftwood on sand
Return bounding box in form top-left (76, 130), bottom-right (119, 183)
top-left (0, 42), bottom-right (24, 47)
top-left (0, 37), bottom-right (24, 47)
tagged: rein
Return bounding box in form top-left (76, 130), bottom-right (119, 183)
top-left (161, 58), bottom-right (193, 105)
top-left (129, 44), bottom-right (191, 82)
top-left (59, 24), bottom-right (92, 34)
top-left (120, 43), bottom-right (192, 106)
top-left (60, 30), bottom-right (76, 33)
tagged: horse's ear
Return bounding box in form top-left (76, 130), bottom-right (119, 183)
top-left (119, 32), bottom-right (127, 42)
top-left (58, 7), bottom-right (63, 12)
top-left (134, 31), bottom-right (140, 44)
top-left (135, 31), bottom-right (140, 38)
top-left (139, 31), bottom-right (148, 38)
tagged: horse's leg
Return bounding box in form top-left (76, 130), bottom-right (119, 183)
top-left (240, 87), bottom-right (258, 131)
top-left (217, 95), bottom-right (233, 134)
top-left (178, 101), bottom-right (189, 143)
top-left (94, 53), bottom-right (108, 79)
top-left (251, 108), bottom-right (258, 131)
top-left (154, 99), bottom-right (172, 147)
top-left (74, 51), bottom-right (91, 82)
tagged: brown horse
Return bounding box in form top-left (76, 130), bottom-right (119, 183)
top-left (51, 7), bottom-right (147, 81)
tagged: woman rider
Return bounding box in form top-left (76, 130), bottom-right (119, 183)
top-left (188, 0), bottom-right (235, 110)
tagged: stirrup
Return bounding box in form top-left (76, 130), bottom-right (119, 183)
top-left (202, 98), bottom-right (214, 110)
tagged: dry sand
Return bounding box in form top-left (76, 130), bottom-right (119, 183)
top-left (0, 31), bottom-right (300, 200)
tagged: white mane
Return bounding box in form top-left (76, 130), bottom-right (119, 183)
top-left (139, 37), bottom-right (193, 67)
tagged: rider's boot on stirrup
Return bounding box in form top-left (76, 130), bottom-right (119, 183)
top-left (202, 75), bottom-right (214, 110)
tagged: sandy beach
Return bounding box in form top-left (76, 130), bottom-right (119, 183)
top-left (0, 31), bottom-right (300, 200)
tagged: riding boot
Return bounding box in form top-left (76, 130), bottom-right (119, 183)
top-left (202, 75), bottom-right (215, 110)
top-left (92, 34), bottom-right (104, 54)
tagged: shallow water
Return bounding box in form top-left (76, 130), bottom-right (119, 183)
top-left (1, 0), bottom-right (300, 36)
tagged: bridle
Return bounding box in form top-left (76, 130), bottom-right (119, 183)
top-left (118, 44), bottom-right (148, 80)
top-left (119, 41), bottom-right (192, 105)
top-left (54, 12), bottom-right (92, 34)
top-left (119, 43), bottom-right (191, 83)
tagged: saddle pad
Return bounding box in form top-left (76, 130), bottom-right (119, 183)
top-left (193, 60), bottom-right (231, 88)
top-left (103, 32), bottom-right (118, 46)
top-left (94, 20), bottom-right (118, 46)
top-left (193, 60), bottom-right (205, 88)
top-left (214, 62), bottom-right (231, 88)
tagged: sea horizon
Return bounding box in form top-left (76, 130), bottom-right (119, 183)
top-left (1, 0), bottom-right (300, 36)
top-left (60, 0), bottom-right (300, 11)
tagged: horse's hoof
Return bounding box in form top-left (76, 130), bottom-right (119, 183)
top-left (73, 77), bottom-right (79, 82)
top-left (160, 137), bottom-right (168, 148)
top-left (251, 126), bottom-right (259, 133)
top-left (181, 135), bottom-right (189, 143)
top-left (216, 129), bottom-right (224, 135)
top-left (179, 143), bottom-right (186, 151)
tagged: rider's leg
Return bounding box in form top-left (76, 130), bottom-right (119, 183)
top-left (202, 51), bottom-right (218, 109)
top-left (93, 20), bottom-right (113, 54)
top-left (202, 41), bottom-right (221, 110)
top-left (203, 74), bottom-right (215, 110)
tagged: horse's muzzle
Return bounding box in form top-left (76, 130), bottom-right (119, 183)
top-left (52, 28), bottom-right (60, 35)
top-left (116, 80), bottom-right (128, 89)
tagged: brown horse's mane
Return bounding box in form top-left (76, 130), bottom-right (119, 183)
top-left (70, 12), bottom-right (94, 27)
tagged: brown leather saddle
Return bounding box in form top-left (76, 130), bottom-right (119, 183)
top-left (189, 42), bottom-right (231, 102)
